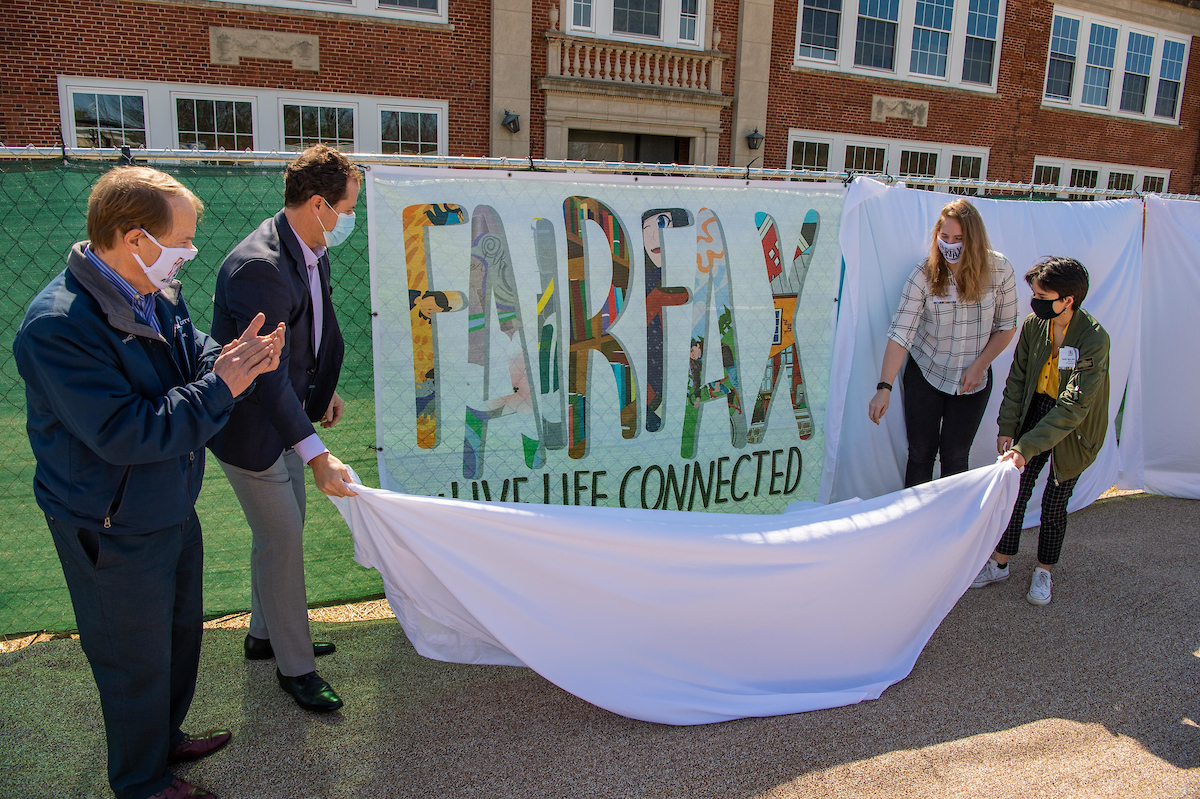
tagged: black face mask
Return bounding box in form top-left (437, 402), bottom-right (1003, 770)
top-left (1030, 297), bottom-right (1064, 320)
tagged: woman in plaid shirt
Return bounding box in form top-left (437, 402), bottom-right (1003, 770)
top-left (867, 199), bottom-right (1019, 487)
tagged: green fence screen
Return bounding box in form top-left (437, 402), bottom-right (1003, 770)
top-left (0, 160), bottom-right (384, 635)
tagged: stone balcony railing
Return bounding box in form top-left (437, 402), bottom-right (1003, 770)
top-left (545, 30), bottom-right (726, 95)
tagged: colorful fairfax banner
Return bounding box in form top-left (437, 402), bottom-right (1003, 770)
top-left (366, 169), bottom-right (845, 512)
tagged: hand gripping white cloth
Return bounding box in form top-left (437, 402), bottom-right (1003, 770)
top-left (330, 462), bottom-right (1019, 725)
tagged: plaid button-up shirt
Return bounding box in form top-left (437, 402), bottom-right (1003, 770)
top-left (887, 253), bottom-right (1018, 395)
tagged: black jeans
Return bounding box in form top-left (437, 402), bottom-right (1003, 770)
top-left (902, 359), bottom-right (993, 487)
top-left (46, 511), bottom-right (204, 799)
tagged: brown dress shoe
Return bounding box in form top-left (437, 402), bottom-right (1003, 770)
top-left (167, 729), bottom-right (232, 763)
top-left (146, 776), bottom-right (216, 798)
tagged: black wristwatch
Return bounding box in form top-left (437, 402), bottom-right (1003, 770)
top-left (877, 381), bottom-right (892, 391)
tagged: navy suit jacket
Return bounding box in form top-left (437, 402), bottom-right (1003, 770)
top-left (209, 211), bottom-right (345, 471)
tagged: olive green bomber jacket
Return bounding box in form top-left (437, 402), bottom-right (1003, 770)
top-left (996, 308), bottom-right (1110, 482)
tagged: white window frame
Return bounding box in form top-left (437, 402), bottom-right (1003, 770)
top-left (786, 129), bottom-right (989, 189)
top-left (58, 77), bottom-right (448, 155)
top-left (205, 0), bottom-right (447, 24)
top-left (378, 102), bottom-right (451, 155)
top-left (1041, 6), bottom-right (1189, 125)
top-left (279, 98), bottom-right (361, 152)
top-left (171, 91), bottom-right (259, 152)
top-left (61, 82), bottom-right (151, 149)
top-left (566, 0), bottom-right (708, 50)
top-left (1031, 155), bottom-right (1169, 197)
top-left (791, 0), bottom-right (1006, 93)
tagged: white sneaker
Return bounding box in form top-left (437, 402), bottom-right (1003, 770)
top-left (971, 558), bottom-right (1010, 589)
top-left (1027, 567), bottom-right (1053, 606)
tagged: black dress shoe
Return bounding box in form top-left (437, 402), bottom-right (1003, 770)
top-left (277, 669), bottom-right (343, 712)
top-left (244, 634), bottom-right (336, 660)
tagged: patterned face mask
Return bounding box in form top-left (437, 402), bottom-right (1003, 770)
top-left (132, 228), bottom-right (197, 290)
top-left (937, 237), bottom-right (964, 264)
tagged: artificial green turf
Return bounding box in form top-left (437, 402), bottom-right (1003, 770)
top-left (0, 162), bottom-right (384, 634)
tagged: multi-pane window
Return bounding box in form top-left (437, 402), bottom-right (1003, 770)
top-left (283, 104), bottom-right (355, 151)
top-left (1032, 164), bottom-right (1062, 200)
top-left (792, 140), bottom-right (831, 170)
top-left (381, 110), bottom-right (438, 155)
top-left (574, 0), bottom-right (594, 27)
top-left (679, 0), bottom-right (698, 41)
top-left (569, 0), bottom-right (703, 48)
top-left (1043, 9), bottom-right (1188, 123)
top-left (1156, 39), bottom-right (1186, 118)
top-left (949, 154), bottom-right (982, 194)
top-left (962, 0), bottom-right (999, 84)
top-left (72, 92), bottom-right (146, 148)
top-left (64, 79), bottom-right (443, 154)
top-left (1033, 158), bottom-right (1167, 198)
top-left (176, 98), bottom-right (253, 152)
top-left (899, 149), bottom-right (938, 189)
top-left (854, 0), bottom-right (900, 69)
top-left (795, 0), bottom-right (1003, 90)
top-left (845, 144), bottom-right (887, 171)
top-left (1081, 23), bottom-right (1119, 107)
top-left (790, 130), bottom-right (988, 188)
top-left (1119, 32), bottom-right (1155, 113)
top-left (203, 0), bottom-right (443, 23)
top-left (910, 0), bottom-right (953, 77)
top-left (798, 0), bottom-right (842, 61)
top-left (1045, 16), bottom-right (1079, 100)
top-left (1068, 167), bottom-right (1099, 201)
top-left (614, 0), bottom-right (661, 36)
top-left (1107, 171), bottom-right (1135, 192)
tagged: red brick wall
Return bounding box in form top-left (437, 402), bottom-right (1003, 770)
top-left (0, 0), bottom-right (491, 155)
top-left (765, 0), bottom-right (1200, 189)
top-left (714, 0), bottom-right (739, 165)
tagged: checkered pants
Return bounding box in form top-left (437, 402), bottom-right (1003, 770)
top-left (996, 392), bottom-right (1079, 566)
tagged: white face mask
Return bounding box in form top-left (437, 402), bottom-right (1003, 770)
top-left (937, 237), bottom-right (964, 264)
top-left (132, 228), bottom-right (197, 291)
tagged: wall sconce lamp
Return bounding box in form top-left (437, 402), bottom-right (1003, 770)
top-left (745, 128), bottom-right (765, 151)
top-left (501, 110), bottom-right (521, 134)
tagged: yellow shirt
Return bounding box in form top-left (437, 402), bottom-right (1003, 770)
top-left (1036, 350), bottom-right (1059, 395)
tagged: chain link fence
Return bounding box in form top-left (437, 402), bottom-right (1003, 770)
top-left (0, 155), bottom-right (385, 636)
top-left (2, 147), bottom-right (1195, 636)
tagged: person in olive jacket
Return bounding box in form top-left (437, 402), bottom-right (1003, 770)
top-left (971, 256), bottom-right (1110, 606)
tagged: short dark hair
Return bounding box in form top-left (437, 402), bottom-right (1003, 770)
top-left (1025, 256), bottom-right (1089, 307)
top-left (87, 167), bottom-right (204, 249)
top-left (283, 144), bottom-right (360, 208)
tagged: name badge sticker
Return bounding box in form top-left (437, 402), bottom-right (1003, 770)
top-left (1059, 346), bottom-right (1078, 370)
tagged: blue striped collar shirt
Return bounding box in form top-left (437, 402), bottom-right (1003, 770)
top-left (84, 245), bottom-right (163, 337)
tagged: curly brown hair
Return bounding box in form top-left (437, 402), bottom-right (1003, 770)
top-left (283, 144), bottom-right (361, 208)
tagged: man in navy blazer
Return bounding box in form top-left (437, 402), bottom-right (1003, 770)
top-left (210, 144), bottom-right (358, 712)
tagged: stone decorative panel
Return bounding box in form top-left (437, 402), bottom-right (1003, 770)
top-left (210, 27), bottom-right (319, 72)
top-left (870, 95), bottom-right (929, 127)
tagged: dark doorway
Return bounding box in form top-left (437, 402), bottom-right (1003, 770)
top-left (567, 129), bottom-right (693, 165)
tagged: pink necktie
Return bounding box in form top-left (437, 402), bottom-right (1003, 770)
top-left (308, 261), bottom-right (323, 354)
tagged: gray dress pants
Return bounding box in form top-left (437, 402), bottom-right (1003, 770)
top-left (217, 450), bottom-right (317, 677)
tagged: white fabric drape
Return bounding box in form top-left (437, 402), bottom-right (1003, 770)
top-left (1133, 196), bottom-right (1200, 498)
top-left (822, 182), bottom-right (1143, 529)
top-left (331, 462), bottom-right (1019, 725)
